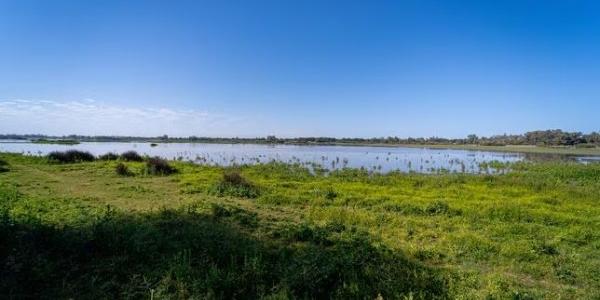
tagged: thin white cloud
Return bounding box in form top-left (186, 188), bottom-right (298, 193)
top-left (0, 99), bottom-right (251, 136)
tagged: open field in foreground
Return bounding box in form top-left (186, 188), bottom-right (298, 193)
top-left (1, 152), bottom-right (599, 299)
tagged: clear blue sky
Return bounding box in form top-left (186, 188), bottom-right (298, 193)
top-left (1, 0), bottom-right (599, 137)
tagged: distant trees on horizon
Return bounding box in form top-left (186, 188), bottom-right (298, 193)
top-left (1, 129), bottom-right (599, 147)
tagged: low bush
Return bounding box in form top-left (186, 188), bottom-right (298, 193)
top-left (324, 188), bottom-right (338, 200)
top-left (115, 163), bottom-right (132, 176)
top-left (98, 152), bottom-right (119, 160)
top-left (425, 200), bottom-right (461, 216)
top-left (425, 200), bottom-right (451, 215)
top-left (210, 170), bottom-right (260, 198)
top-left (0, 158), bottom-right (8, 172)
top-left (145, 157), bottom-right (176, 175)
top-left (47, 150), bottom-right (95, 163)
top-left (120, 151), bottom-right (143, 162)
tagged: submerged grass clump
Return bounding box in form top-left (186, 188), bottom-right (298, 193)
top-left (210, 170), bottom-right (260, 198)
top-left (47, 150), bottom-right (95, 163)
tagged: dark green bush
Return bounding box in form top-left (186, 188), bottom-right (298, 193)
top-left (0, 159), bottom-right (8, 172)
top-left (324, 188), bottom-right (338, 200)
top-left (98, 152), bottom-right (119, 160)
top-left (210, 170), bottom-right (260, 198)
top-left (425, 200), bottom-right (450, 215)
top-left (47, 150), bottom-right (95, 163)
top-left (120, 151), bottom-right (143, 162)
top-left (223, 170), bottom-right (247, 186)
top-left (145, 157), bottom-right (176, 175)
top-left (115, 163), bottom-right (132, 176)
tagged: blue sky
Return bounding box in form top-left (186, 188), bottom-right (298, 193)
top-left (1, 0), bottom-right (599, 137)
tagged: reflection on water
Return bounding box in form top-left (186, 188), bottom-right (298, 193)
top-left (0, 141), bottom-right (592, 174)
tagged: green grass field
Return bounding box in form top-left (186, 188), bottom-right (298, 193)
top-left (1, 152), bottom-right (599, 299)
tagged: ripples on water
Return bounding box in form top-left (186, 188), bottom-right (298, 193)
top-left (0, 141), bottom-right (591, 174)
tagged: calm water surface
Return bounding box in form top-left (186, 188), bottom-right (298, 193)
top-left (0, 141), bottom-right (592, 174)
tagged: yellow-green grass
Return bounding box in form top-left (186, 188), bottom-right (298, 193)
top-left (1, 152), bottom-right (599, 299)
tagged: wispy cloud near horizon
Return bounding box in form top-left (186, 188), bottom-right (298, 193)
top-left (0, 99), bottom-right (254, 137)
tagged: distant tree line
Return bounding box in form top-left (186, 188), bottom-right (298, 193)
top-left (1, 129), bottom-right (599, 147)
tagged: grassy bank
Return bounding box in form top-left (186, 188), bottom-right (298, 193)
top-left (1, 152), bottom-right (599, 299)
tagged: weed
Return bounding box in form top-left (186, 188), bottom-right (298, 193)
top-left (324, 188), bottom-right (338, 200)
top-left (0, 158), bottom-right (8, 172)
top-left (120, 151), bottom-right (143, 162)
top-left (210, 170), bottom-right (260, 198)
top-left (145, 157), bottom-right (176, 175)
top-left (47, 150), bottom-right (95, 163)
top-left (99, 152), bottom-right (119, 160)
top-left (115, 163), bottom-right (133, 176)
top-left (425, 200), bottom-right (451, 215)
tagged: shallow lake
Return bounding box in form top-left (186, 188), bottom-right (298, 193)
top-left (0, 141), bottom-right (595, 174)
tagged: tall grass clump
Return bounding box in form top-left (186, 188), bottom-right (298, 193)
top-left (120, 151), bottom-right (143, 162)
top-left (115, 163), bottom-right (132, 176)
top-left (98, 152), bottom-right (119, 161)
top-left (0, 158), bottom-right (8, 172)
top-left (145, 157), bottom-right (176, 175)
top-left (210, 170), bottom-right (260, 198)
top-left (47, 150), bottom-right (95, 163)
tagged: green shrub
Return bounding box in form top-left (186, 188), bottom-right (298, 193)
top-left (324, 188), bottom-right (338, 200)
top-left (120, 151), bottom-right (143, 162)
top-left (223, 170), bottom-right (248, 185)
top-left (425, 200), bottom-right (450, 215)
top-left (47, 150), bottom-right (95, 163)
top-left (0, 158), bottom-right (8, 172)
top-left (145, 157), bottom-right (176, 175)
top-left (115, 163), bottom-right (132, 176)
top-left (210, 170), bottom-right (260, 198)
top-left (98, 152), bottom-right (119, 160)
